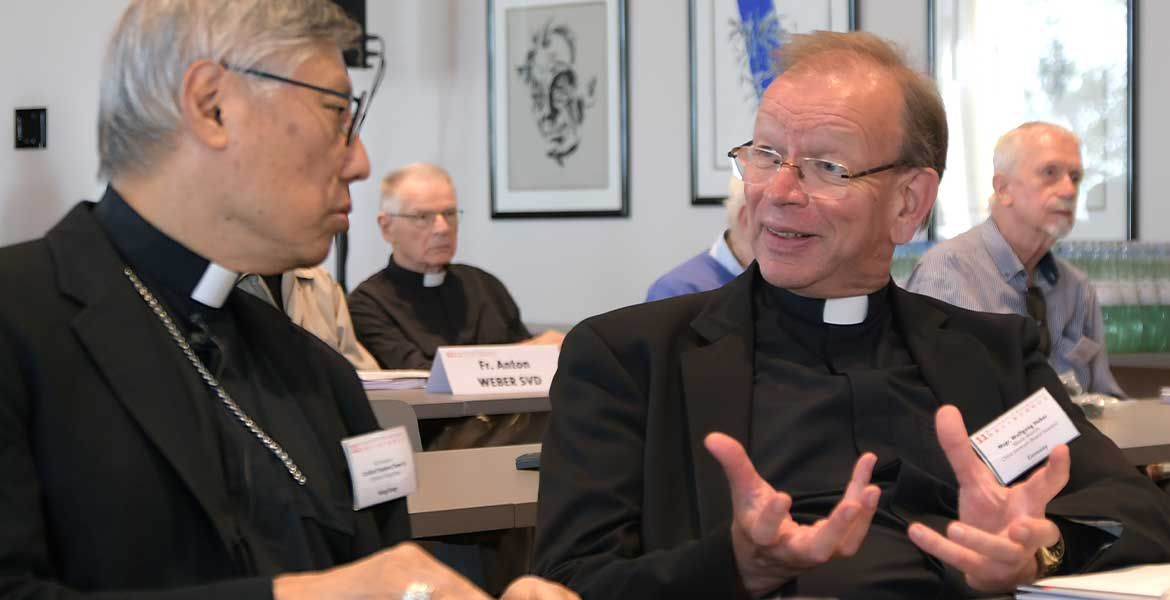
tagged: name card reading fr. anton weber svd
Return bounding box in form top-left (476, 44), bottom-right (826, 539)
top-left (425, 344), bottom-right (559, 396)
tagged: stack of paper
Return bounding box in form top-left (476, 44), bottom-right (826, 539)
top-left (356, 369), bottom-right (430, 391)
top-left (1017, 563), bottom-right (1170, 599)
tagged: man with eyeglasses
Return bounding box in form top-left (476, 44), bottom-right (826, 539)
top-left (0, 2), bottom-right (575, 599)
top-left (349, 163), bottom-right (564, 372)
top-left (348, 162), bottom-right (566, 593)
top-left (534, 31), bottom-right (1170, 598)
top-left (907, 122), bottom-right (1125, 398)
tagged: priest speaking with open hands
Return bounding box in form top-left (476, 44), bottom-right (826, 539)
top-left (533, 30), bottom-right (1170, 599)
top-left (705, 402), bottom-right (1077, 597)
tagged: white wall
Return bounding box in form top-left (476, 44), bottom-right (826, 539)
top-left (1, 0), bottom-right (1166, 326)
top-left (860, 0), bottom-right (930, 71)
top-left (0, 1), bottom-right (122, 245)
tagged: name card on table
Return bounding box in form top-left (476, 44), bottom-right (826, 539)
top-left (969, 388), bottom-right (1080, 485)
top-left (425, 344), bottom-right (559, 396)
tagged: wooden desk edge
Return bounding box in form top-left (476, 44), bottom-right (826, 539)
top-left (1119, 444), bottom-right (1170, 467)
top-left (409, 505), bottom-right (516, 538)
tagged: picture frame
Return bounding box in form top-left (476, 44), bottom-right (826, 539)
top-left (689, 0), bottom-right (856, 205)
top-left (488, 0), bottom-right (628, 218)
top-left (929, 0), bottom-right (1135, 241)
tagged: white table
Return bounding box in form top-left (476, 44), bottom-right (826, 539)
top-left (1088, 399), bottom-right (1170, 465)
top-left (368, 388), bottom-right (549, 420)
top-left (407, 443), bottom-right (540, 537)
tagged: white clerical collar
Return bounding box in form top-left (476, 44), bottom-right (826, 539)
top-left (423, 270), bottom-right (447, 288)
top-left (190, 262), bottom-right (239, 308)
top-left (822, 295), bottom-right (869, 325)
top-left (708, 230), bottom-right (746, 277)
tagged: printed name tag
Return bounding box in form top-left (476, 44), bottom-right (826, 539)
top-left (970, 388), bottom-right (1080, 485)
top-left (340, 427), bottom-right (416, 510)
top-left (426, 344), bottom-right (558, 395)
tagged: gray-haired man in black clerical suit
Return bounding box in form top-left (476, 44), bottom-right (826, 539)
top-left (534, 31), bottom-right (1170, 599)
top-left (0, 2), bottom-right (573, 599)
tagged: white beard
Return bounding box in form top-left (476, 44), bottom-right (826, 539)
top-left (1042, 198), bottom-right (1077, 239)
top-left (1043, 215), bottom-right (1075, 240)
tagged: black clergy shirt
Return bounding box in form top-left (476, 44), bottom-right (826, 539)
top-left (750, 281), bottom-right (941, 497)
top-left (747, 279), bottom-right (1115, 598)
top-left (751, 281), bottom-right (954, 597)
top-left (348, 256), bottom-right (532, 369)
top-left (94, 188), bottom-right (354, 575)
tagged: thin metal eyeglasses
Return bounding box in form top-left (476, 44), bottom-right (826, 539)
top-left (727, 140), bottom-right (904, 200)
top-left (222, 35), bottom-right (385, 146)
top-left (385, 208), bottom-right (463, 228)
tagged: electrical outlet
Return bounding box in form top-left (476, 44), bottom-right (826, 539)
top-left (15, 107), bottom-right (47, 149)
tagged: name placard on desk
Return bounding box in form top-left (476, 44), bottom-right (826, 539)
top-left (425, 344), bottom-right (559, 395)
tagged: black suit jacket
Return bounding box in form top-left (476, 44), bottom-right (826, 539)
top-left (534, 266), bottom-right (1170, 598)
top-left (0, 204), bottom-right (410, 599)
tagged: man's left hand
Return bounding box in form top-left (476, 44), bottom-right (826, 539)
top-left (907, 405), bottom-right (1070, 593)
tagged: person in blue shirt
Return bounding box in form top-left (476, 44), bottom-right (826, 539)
top-left (907, 122), bottom-right (1124, 397)
top-left (646, 177), bottom-right (755, 301)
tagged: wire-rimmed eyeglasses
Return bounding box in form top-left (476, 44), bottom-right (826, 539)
top-left (727, 140), bottom-right (903, 200)
top-left (222, 34), bottom-right (386, 146)
top-left (385, 208), bottom-right (463, 228)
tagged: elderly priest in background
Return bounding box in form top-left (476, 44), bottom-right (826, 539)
top-left (349, 162), bottom-right (563, 371)
top-left (0, 1), bottom-right (574, 598)
top-left (534, 31), bottom-right (1170, 599)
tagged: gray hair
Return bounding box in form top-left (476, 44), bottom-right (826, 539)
top-left (724, 176), bottom-right (745, 229)
top-left (98, 0), bottom-right (361, 179)
top-left (993, 121), bottom-right (1080, 176)
top-left (379, 163), bottom-right (456, 214)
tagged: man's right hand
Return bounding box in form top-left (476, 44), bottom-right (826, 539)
top-left (272, 542), bottom-right (491, 599)
top-left (704, 432), bottom-right (881, 597)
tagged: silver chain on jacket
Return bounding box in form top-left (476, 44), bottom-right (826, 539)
top-left (123, 267), bottom-right (307, 486)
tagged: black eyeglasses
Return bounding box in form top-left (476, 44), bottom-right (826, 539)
top-left (222, 35), bottom-right (385, 146)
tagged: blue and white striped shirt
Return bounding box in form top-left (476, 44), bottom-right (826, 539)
top-left (906, 218), bottom-right (1124, 397)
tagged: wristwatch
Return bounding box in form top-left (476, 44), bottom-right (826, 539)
top-left (1035, 536), bottom-right (1066, 577)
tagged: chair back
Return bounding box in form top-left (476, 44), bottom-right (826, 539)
top-left (368, 398), bottom-right (422, 452)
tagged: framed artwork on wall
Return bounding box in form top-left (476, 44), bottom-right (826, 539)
top-left (488, 0), bottom-right (628, 218)
top-left (689, 0), bottom-right (856, 205)
top-left (930, 0), bottom-right (1134, 240)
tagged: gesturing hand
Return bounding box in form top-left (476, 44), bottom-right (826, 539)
top-left (704, 432), bottom-right (881, 597)
top-left (908, 405), bottom-right (1071, 593)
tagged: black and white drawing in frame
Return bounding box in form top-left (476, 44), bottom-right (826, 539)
top-left (490, 0), bottom-right (628, 218)
top-left (689, 0), bottom-right (855, 205)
